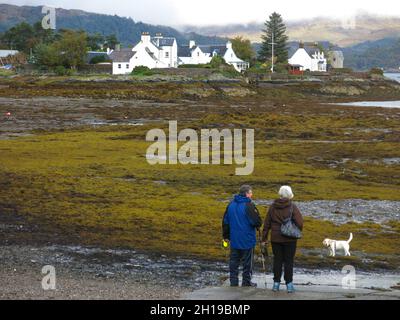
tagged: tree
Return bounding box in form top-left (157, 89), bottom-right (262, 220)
top-left (33, 43), bottom-right (61, 67)
top-left (32, 21), bottom-right (56, 45)
top-left (1, 22), bottom-right (35, 53)
top-left (33, 30), bottom-right (87, 69)
top-left (104, 34), bottom-right (119, 50)
top-left (87, 33), bottom-right (105, 51)
top-left (231, 36), bottom-right (256, 64)
top-left (55, 30), bottom-right (88, 69)
top-left (1, 21), bottom-right (56, 54)
top-left (258, 12), bottom-right (288, 65)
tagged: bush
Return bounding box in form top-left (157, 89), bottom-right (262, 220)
top-left (245, 66), bottom-right (268, 75)
top-left (54, 65), bottom-right (74, 76)
top-left (89, 55), bottom-right (110, 64)
top-left (274, 63), bottom-right (289, 74)
top-left (369, 68), bottom-right (384, 76)
top-left (178, 64), bottom-right (211, 69)
top-left (331, 67), bottom-right (354, 74)
top-left (219, 64), bottom-right (240, 78)
top-left (131, 65), bottom-right (154, 76)
top-left (54, 66), bottom-right (67, 75)
top-left (209, 55), bottom-right (227, 69)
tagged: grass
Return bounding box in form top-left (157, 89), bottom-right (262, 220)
top-left (0, 76), bottom-right (399, 270)
top-left (0, 68), bottom-right (16, 77)
top-left (0, 124), bottom-right (399, 269)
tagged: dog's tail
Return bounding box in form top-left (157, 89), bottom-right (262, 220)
top-left (347, 233), bottom-right (353, 243)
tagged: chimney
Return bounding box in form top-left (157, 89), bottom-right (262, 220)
top-left (189, 40), bottom-right (196, 49)
top-left (154, 33), bottom-right (163, 46)
top-left (115, 43), bottom-right (121, 52)
top-left (226, 41), bottom-right (232, 49)
top-left (299, 41), bottom-right (304, 49)
top-left (141, 32), bottom-right (150, 43)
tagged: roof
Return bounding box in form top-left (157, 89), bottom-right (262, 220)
top-left (145, 47), bottom-right (157, 61)
top-left (178, 44), bottom-right (228, 58)
top-left (108, 48), bottom-right (136, 62)
top-left (288, 41), bottom-right (343, 59)
top-left (151, 37), bottom-right (175, 48)
top-left (178, 45), bottom-right (194, 57)
top-left (198, 45), bottom-right (227, 56)
top-left (0, 50), bottom-right (19, 58)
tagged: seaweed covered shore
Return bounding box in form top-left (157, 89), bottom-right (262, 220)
top-left (0, 75), bottom-right (399, 274)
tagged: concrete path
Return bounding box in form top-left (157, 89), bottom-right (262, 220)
top-left (184, 272), bottom-right (400, 300)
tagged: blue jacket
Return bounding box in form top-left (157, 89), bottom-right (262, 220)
top-left (222, 195), bottom-right (262, 250)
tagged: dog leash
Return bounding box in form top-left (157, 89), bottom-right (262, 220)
top-left (258, 229), bottom-right (268, 289)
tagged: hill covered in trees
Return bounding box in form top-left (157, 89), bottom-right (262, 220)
top-left (343, 37), bottom-right (400, 71)
top-left (0, 3), bottom-right (227, 47)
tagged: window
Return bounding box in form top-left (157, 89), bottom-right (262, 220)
top-left (118, 64), bottom-right (121, 69)
top-left (165, 52), bottom-right (169, 58)
top-left (126, 64), bottom-right (129, 69)
top-left (197, 52), bottom-right (200, 57)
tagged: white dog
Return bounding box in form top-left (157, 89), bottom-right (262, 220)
top-left (322, 233), bottom-right (353, 257)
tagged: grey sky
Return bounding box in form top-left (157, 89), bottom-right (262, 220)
top-left (3, 0), bottom-right (400, 26)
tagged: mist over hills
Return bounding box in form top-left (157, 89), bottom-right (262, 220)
top-left (180, 14), bottom-right (400, 47)
top-left (0, 3), bottom-right (227, 46)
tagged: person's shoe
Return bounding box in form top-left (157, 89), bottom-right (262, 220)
top-left (286, 282), bottom-right (295, 293)
top-left (272, 282), bottom-right (280, 292)
top-left (242, 282), bottom-right (257, 287)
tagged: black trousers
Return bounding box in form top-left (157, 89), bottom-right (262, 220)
top-left (229, 248), bottom-right (254, 286)
top-left (271, 242), bottom-right (297, 284)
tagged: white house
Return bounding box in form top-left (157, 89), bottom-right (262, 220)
top-left (288, 44), bottom-right (327, 72)
top-left (0, 50), bottom-right (19, 58)
top-left (178, 41), bottom-right (249, 72)
top-left (109, 32), bottom-right (178, 75)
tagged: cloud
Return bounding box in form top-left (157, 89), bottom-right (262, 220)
top-left (3, 0), bottom-right (400, 26)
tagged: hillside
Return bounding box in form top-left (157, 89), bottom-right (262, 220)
top-left (0, 4), bottom-right (227, 46)
top-left (251, 38), bottom-right (400, 70)
top-left (343, 37), bottom-right (400, 70)
top-left (180, 14), bottom-right (400, 47)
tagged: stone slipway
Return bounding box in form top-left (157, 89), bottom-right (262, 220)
top-left (183, 273), bottom-right (400, 300)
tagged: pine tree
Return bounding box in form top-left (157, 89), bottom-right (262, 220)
top-left (258, 12), bottom-right (288, 64)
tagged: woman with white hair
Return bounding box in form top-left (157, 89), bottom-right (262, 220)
top-left (261, 186), bottom-right (303, 293)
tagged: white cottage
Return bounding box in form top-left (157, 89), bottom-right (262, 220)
top-left (109, 32), bottom-right (178, 75)
top-left (288, 44), bottom-right (327, 72)
top-left (178, 41), bottom-right (249, 72)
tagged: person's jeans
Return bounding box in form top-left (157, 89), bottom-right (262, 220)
top-left (271, 242), bottom-right (297, 284)
top-left (229, 248), bottom-right (254, 286)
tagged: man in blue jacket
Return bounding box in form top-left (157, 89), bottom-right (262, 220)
top-left (222, 185), bottom-right (262, 287)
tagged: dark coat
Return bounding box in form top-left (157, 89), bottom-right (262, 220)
top-left (222, 195), bottom-right (262, 249)
top-left (262, 198), bottom-right (303, 243)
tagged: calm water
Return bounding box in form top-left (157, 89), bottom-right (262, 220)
top-left (327, 73), bottom-right (400, 109)
top-left (384, 72), bottom-right (400, 83)
top-left (335, 101), bottom-right (400, 108)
